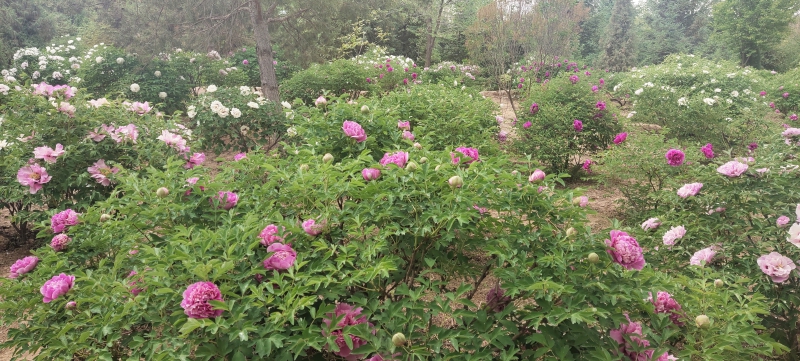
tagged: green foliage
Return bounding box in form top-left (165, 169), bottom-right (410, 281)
top-left (513, 72), bottom-right (621, 176)
top-left (281, 59), bottom-right (377, 105)
top-left (636, 0), bottom-right (713, 65)
top-left (598, 0), bottom-right (636, 71)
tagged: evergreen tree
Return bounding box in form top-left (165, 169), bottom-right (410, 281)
top-left (598, 0), bottom-right (635, 71)
top-left (638, 0), bottom-right (714, 64)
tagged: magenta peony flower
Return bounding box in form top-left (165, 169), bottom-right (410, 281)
top-left (573, 119), bottom-right (583, 132)
top-left (9, 256), bottom-right (39, 279)
top-left (184, 152), bottom-right (206, 169)
top-left (648, 292), bottom-right (684, 326)
top-left (609, 314), bottom-right (652, 360)
top-left (677, 182), bottom-right (703, 198)
top-left (605, 230), bottom-right (645, 270)
top-left (760, 91), bottom-right (767, 96)
top-left (51, 209), bottom-right (79, 233)
top-left (180, 281), bottom-right (224, 318)
top-left (596, 101), bottom-right (606, 110)
top-left (362, 168), bottom-right (381, 181)
top-left (342, 121), bottom-right (367, 142)
top-left (210, 191), bottom-right (238, 210)
top-left (700, 143), bottom-right (714, 159)
top-left (380, 151), bottom-right (409, 168)
top-left (259, 224), bottom-right (284, 246)
top-left (497, 131), bottom-right (508, 142)
top-left (242, 59), bottom-right (249, 65)
top-left (40, 273), bottom-right (75, 303)
top-left (665, 149), bottom-right (685, 166)
top-left (50, 234), bottom-right (71, 251)
top-left (322, 303), bottom-right (374, 361)
top-left (523, 121), bottom-right (532, 129)
top-left (452, 147), bottom-right (479, 164)
top-left (17, 163), bottom-right (52, 194)
top-left (784, 92), bottom-right (790, 98)
top-left (234, 153), bottom-right (247, 161)
top-left (582, 159), bottom-right (593, 173)
top-left (758, 252), bottom-right (796, 283)
top-left (263, 243), bottom-right (297, 270)
top-left (528, 169), bottom-right (546, 182)
top-left (770, 102), bottom-right (776, 109)
top-left (129, 101), bottom-right (151, 115)
top-left (791, 114), bottom-right (798, 121)
top-left (690, 246), bottom-right (717, 266)
top-left (128, 270), bottom-right (145, 296)
top-left (662, 226), bottom-right (686, 246)
top-left (33, 144), bottom-right (65, 164)
top-left (777, 216), bottom-right (791, 227)
top-left (569, 75), bottom-right (579, 84)
top-left (748, 142), bottom-right (758, 151)
top-left (613, 132), bottom-right (627, 145)
top-left (641, 218), bottom-right (661, 231)
top-left (303, 219), bottom-right (323, 236)
top-left (87, 159), bottom-right (120, 186)
top-left (529, 103), bottom-right (539, 115)
top-left (486, 284), bottom-right (511, 312)
top-left (591, 85), bottom-right (598, 93)
top-left (402, 130), bottom-right (415, 141)
top-left (158, 130), bottom-right (189, 153)
top-left (397, 121), bottom-right (410, 130)
top-left (717, 161), bottom-right (748, 177)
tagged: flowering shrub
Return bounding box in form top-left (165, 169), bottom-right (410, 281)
top-left (280, 59), bottom-right (378, 104)
top-left (513, 70), bottom-right (622, 175)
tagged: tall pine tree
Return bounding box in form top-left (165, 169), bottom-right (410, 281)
top-left (598, 0), bottom-right (635, 71)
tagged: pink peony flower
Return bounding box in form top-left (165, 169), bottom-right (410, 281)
top-left (380, 151), bottom-right (409, 168)
top-left (609, 314), bottom-right (651, 359)
top-left (402, 130), bottom-right (415, 141)
top-left (473, 205), bottom-right (488, 215)
top-left (40, 273), bottom-right (75, 303)
top-left (498, 131), bottom-right (508, 142)
top-left (677, 182), bottom-right (703, 198)
top-left (591, 85), bottom-right (598, 92)
top-left (785, 92), bottom-right (790, 98)
top-left (569, 75), bottom-right (579, 84)
top-left (523, 121), bottom-right (532, 129)
top-left (17, 163), bottom-right (52, 194)
top-left (788, 223), bottom-right (800, 247)
top-left (665, 149), bottom-right (685, 166)
top-left (322, 303), bottom-right (374, 361)
top-left (760, 91), bottom-right (767, 96)
top-left (87, 159), bottom-right (120, 186)
top-left (128, 270), bottom-right (145, 296)
top-left (528, 169), bottom-right (546, 182)
top-left (573, 119), bottom-right (583, 132)
top-left (303, 219), bottom-right (324, 236)
top-left (452, 147), bottom-right (479, 164)
top-left (529, 103), bottom-right (539, 115)
top-left (263, 243), bottom-right (297, 270)
top-left (184, 152), bottom-right (206, 169)
top-left (9, 256), bottom-right (39, 279)
top-left (690, 246), bottom-right (717, 266)
top-left (111, 124), bottom-right (139, 143)
top-left (701, 143), bottom-right (714, 159)
top-left (662, 226), bottom-right (686, 246)
top-left (362, 168), bottom-right (381, 181)
top-left (342, 121), bottom-right (367, 142)
top-left (157, 130), bottom-right (189, 153)
top-left (717, 161), bottom-right (748, 177)
top-left (596, 101), bottom-right (606, 110)
top-left (605, 230), bottom-right (645, 270)
top-left (641, 218), bottom-right (661, 231)
top-left (50, 234), bottom-right (71, 251)
top-left (210, 191), bottom-right (238, 210)
top-left (259, 224), bottom-right (284, 246)
top-left (582, 159), bottom-right (593, 173)
top-left (486, 284), bottom-right (511, 312)
top-left (242, 59), bottom-right (249, 65)
top-left (757, 252), bottom-right (796, 283)
top-left (33, 144), bottom-right (65, 163)
top-left (51, 209), bottom-right (79, 233)
top-left (613, 132), bottom-right (627, 145)
top-left (397, 121), bottom-right (410, 130)
top-left (234, 153), bottom-right (247, 161)
top-left (315, 96), bottom-right (327, 107)
top-left (129, 101), bottom-right (151, 115)
top-left (648, 292), bottom-right (684, 325)
top-left (791, 114), bottom-right (798, 121)
top-left (180, 281), bottom-right (224, 319)
top-left (777, 216), bottom-right (790, 227)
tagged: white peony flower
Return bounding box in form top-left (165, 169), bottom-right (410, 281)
top-left (634, 88), bottom-right (643, 95)
top-left (0, 139), bottom-right (11, 150)
top-left (731, 90), bottom-right (739, 97)
top-left (230, 108), bottom-right (242, 118)
top-left (210, 100), bottom-right (223, 113)
top-left (678, 97), bottom-right (688, 106)
top-left (207, 84), bottom-right (217, 93)
top-left (239, 86), bottom-right (251, 96)
top-left (703, 98), bottom-right (716, 105)
top-left (95, 56), bottom-right (104, 64)
top-left (247, 102), bottom-right (259, 109)
top-left (286, 126), bottom-right (297, 137)
top-left (217, 106), bottom-right (229, 118)
top-left (116, 58), bottom-right (125, 64)
top-left (159, 92), bottom-right (167, 99)
top-left (154, 71), bottom-right (161, 77)
top-left (130, 83), bottom-right (140, 92)
top-left (281, 101), bottom-right (291, 109)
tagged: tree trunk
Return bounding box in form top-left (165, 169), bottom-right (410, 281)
top-left (249, 0), bottom-right (280, 102)
top-left (424, 0), bottom-right (446, 68)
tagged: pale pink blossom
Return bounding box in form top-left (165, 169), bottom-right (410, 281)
top-left (263, 243), bottom-right (297, 270)
top-left (303, 219), bottom-right (324, 236)
top-left (677, 183), bottom-right (703, 198)
top-left (259, 225), bottom-right (284, 246)
top-left (87, 159), bottom-right (119, 186)
top-left (184, 153), bottom-right (205, 169)
top-left (158, 130), bottom-right (189, 153)
top-left (9, 256), bottom-right (39, 279)
top-left (757, 252), bottom-right (796, 283)
top-left (402, 130), bottom-right (415, 141)
top-left (17, 164), bottom-right (52, 194)
top-left (33, 144), bottom-right (65, 164)
top-left (362, 168), bottom-right (381, 181)
top-left (234, 153), bottom-right (247, 161)
top-left (641, 218), bottom-right (661, 231)
top-left (129, 101), bottom-right (151, 115)
top-left (690, 246), bottom-right (717, 266)
top-left (112, 124), bottom-right (138, 143)
top-left (40, 273), bottom-right (75, 303)
top-left (662, 226), bottom-right (686, 246)
top-left (777, 216), bottom-right (790, 227)
top-left (717, 161), bottom-right (748, 177)
top-left (397, 121), bottom-right (410, 130)
top-left (528, 169), bottom-right (546, 182)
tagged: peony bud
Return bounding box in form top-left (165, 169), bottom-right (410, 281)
top-left (392, 332), bottom-right (406, 347)
top-left (360, 105), bottom-right (370, 114)
top-left (315, 96), bottom-right (327, 107)
top-left (714, 279), bottom-right (724, 288)
top-left (435, 165), bottom-right (441, 171)
top-left (322, 153), bottom-right (334, 163)
top-left (413, 142), bottom-right (422, 150)
top-left (528, 169), bottom-right (546, 182)
top-left (99, 213), bottom-right (112, 222)
top-left (419, 157), bottom-right (428, 164)
top-left (65, 301), bottom-right (77, 310)
top-left (299, 164), bottom-right (309, 172)
top-left (587, 252), bottom-right (599, 263)
top-left (566, 227), bottom-right (577, 237)
top-left (695, 315), bottom-right (710, 328)
top-left (406, 161), bottom-right (418, 172)
top-left (511, 170), bottom-right (519, 176)
top-left (156, 187), bottom-right (169, 198)
top-left (448, 175), bottom-right (463, 189)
